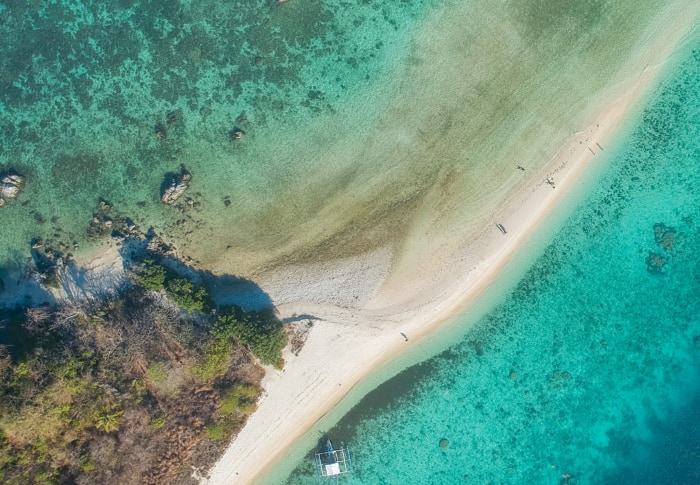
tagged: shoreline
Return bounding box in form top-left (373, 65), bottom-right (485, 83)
top-left (203, 8), bottom-right (699, 483)
top-left (203, 119), bottom-right (617, 485)
top-left (0, 242), bottom-right (128, 310)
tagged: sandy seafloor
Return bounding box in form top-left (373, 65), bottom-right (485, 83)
top-left (2, 1), bottom-right (700, 484)
top-left (0, 0), bottom-right (691, 284)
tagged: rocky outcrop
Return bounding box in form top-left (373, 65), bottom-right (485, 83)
top-left (0, 172), bottom-right (24, 206)
top-left (161, 170), bottom-right (191, 205)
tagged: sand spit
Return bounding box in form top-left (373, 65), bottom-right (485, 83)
top-left (202, 119), bottom-right (614, 485)
top-left (203, 6), bottom-right (699, 483)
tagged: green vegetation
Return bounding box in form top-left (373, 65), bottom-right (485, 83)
top-left (0, 250), bottom-right (289, 483)
top-left (94, 407), bottom-right (123, 433)
top-left (166, 278), bottom-right (211, 312)
top-left (220, 383), bottom-right (259, 416)
top-left (205, 423), bottom-right (226, 442)
top-left (130, 259), bottom-right (212, 312)
top-left (212, 307), bottom-right (288, 368)
top-left (192, 338), bottom-right (234, 381)
top-left (147, 361), bottom-right (168, 384)
top-left (79, 456), bottom-right (95, 473)
top-left (131, 258), bottom-right (167, 290)
top-left (151, 415), bottom-right (166, 430)
top-left (192, 306), bottom-right (287, 382)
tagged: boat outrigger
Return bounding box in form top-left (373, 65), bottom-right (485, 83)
top-left (314, 438), bottom-right (353, 480)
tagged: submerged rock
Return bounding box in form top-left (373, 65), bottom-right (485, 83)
top-left (98, 199), bottom-right (112, 211)
top-left (439, 438), bottom-right (450, 449)
top-left (229, 126), bottom-right (245, 141)
top-left (154, 122), bottom-right (168, 140)
top-left (161, 170), bottom-right (192, 205)
top-left (0, 172), bottom-right (24, 200)
top-left (653, 223), bottom-right (676, 251)
top-left (645, 252), bottom-right (667, 274)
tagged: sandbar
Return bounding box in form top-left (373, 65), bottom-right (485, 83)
top-left (202, 4), bottom-right (699, 483)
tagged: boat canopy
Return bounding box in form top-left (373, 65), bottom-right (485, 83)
top-left (314, 440), bottom-right (353, 478)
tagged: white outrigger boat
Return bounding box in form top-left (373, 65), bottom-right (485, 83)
top-left (314, 438), bottom-right (353, 480)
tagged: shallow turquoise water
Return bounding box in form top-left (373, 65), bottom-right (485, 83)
top-left (282, 37), bottom-right (700, 485)
top-left (0, 0), bottom-right (431, 269)
top-left (0, 0), bottom-right (680, 281)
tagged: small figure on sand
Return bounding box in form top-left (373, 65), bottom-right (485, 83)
top-left (546, 177), bottom-right (556, 189)
top-left (400, 332), bottom-right (408, 342)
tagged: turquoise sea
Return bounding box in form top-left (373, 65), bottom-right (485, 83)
top-left (0, 0), bottom-right (682, 280)
top-left (278, 32), bottom-right (700, 485)
top-left (2, 1), bottom-right (699, 483)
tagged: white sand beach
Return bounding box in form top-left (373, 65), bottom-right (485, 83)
top-left (202, 5), bottom-right (699, 482)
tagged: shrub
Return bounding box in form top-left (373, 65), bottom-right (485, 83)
top-left (220, 383), bottom-right (259, 416)
top-left (238, 402), bottom-right (257, 415)
top-left (213, 308), bottom-right (288, 366)
top-left (79, 455), bottom-right (95, 473)
top-left (34, 469), bottom-right (59, 484)
top-left (131, 378), bottom-right (147, 403)
top-left (151, 416), bottom-right (165, 430)
top-left (146, 362), bottom-right (168, 385)
top-left (131, 259), bottom-right (167, 290)
top-left (93, 407), bottom-right (123, 433)
top-left (205, 424), bottom-right (226, 441)
top-left (191, 339), bottom-right (232, 381)
top-left (166, 278), bottom-right (210, 312)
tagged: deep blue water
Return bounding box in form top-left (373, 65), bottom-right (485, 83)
top-left (282, 33), bottom-right (700, 485)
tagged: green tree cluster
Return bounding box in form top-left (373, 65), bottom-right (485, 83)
top-left (130, 259), bottom-right (211, 312)
top-left (131, 258), bottom-right (167, 290)
top-left (191, 338), bottom-right (234, 381)
top-left (166, 278), bottom-right (210, 312)
top-left (212, 307), bottom-right (287, 367)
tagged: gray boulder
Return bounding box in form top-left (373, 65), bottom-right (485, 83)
top-left (161, 171), bottom-right (191, 205)
top-left (0, 173), bottom-right (24, 199)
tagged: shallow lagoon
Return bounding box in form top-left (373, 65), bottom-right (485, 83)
top-left (281, 34), bottom-right (700, 484)
top-left (0, 0), bottom-right (674, 278)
